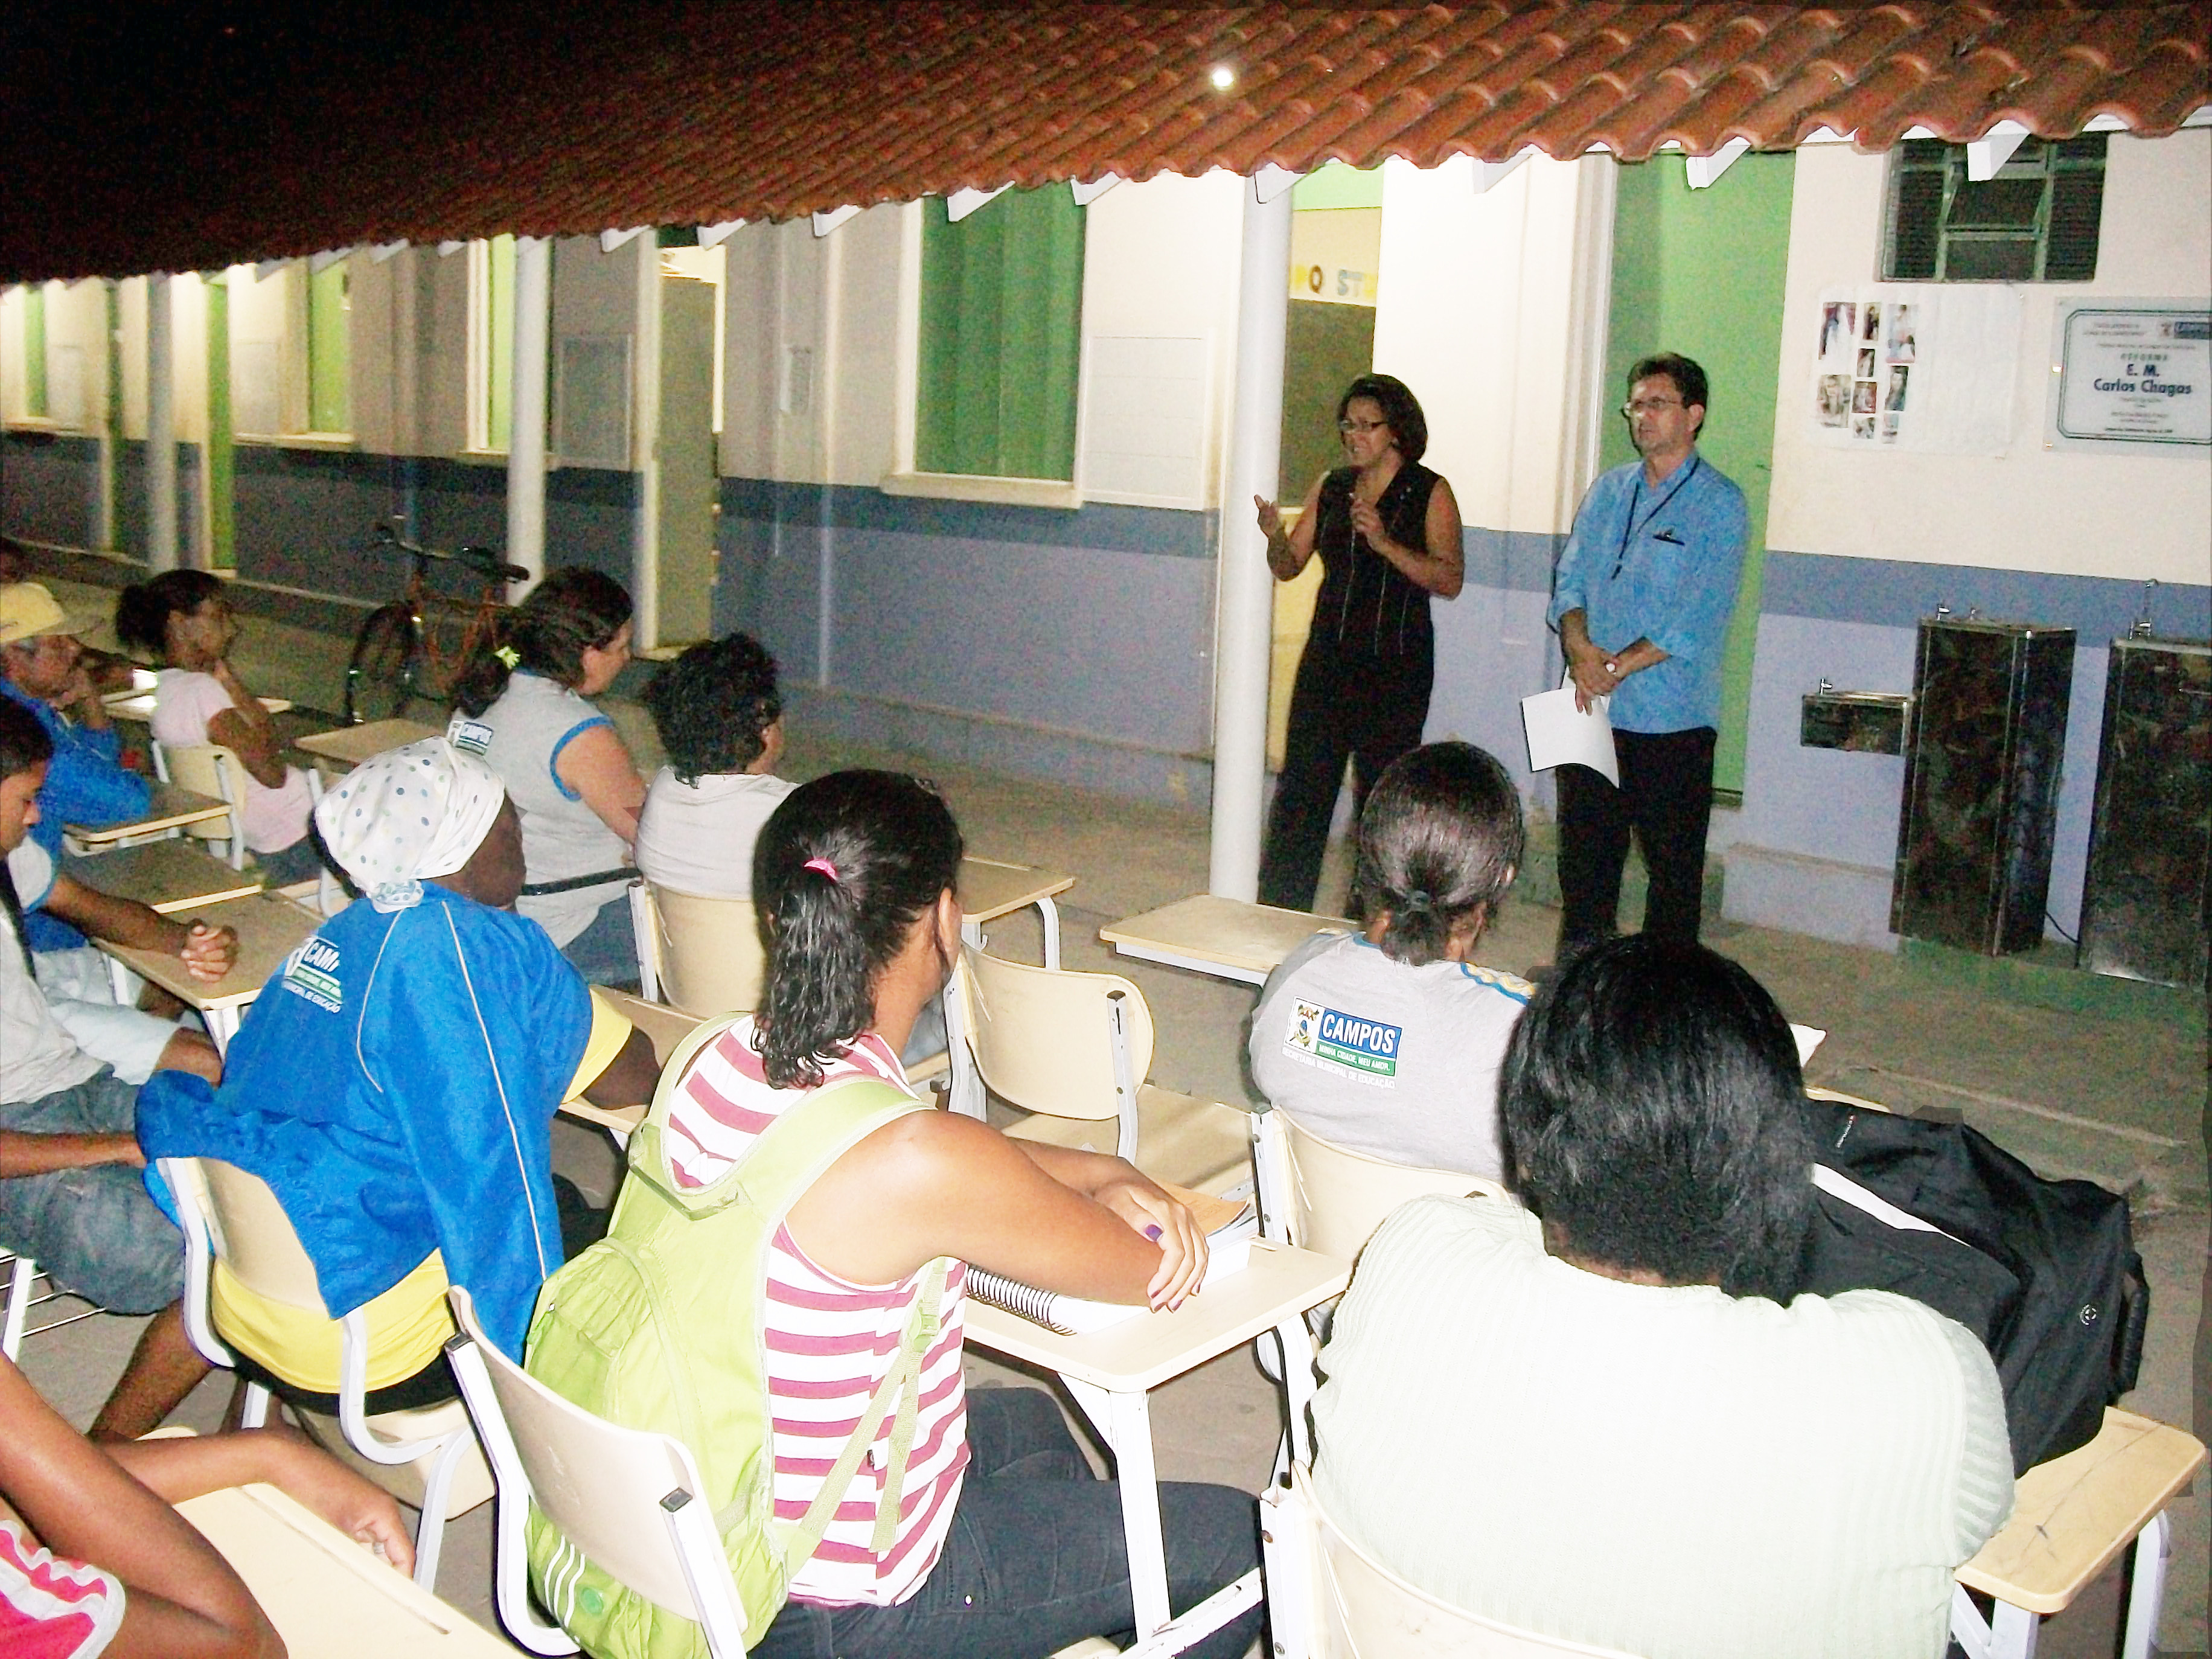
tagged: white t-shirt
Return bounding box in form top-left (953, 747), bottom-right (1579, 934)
top-left (1315, 1195), bottom-right (2015, 1659)
top-left (150, 669), bottom-right (315, 854)
top-left (1249, 931), bottom-right (1531, 1178)
top-left (634, 769), bottom-right (795, 900)
top-left (2, 842), bottom-right (103, 1106)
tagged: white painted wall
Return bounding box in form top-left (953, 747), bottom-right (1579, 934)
top-left (1768, 131), bottom-right (2211, 582)
top-left (0, 281), bottom-right (108, 430)
top-left (226, 263), bottom-right (288, 438)
top-left (551, 235), bottom-right (642, 469)
top-left (722, 217), bottom-right (831, 485)
top-left (1374, 152), bottom-right (1611, 537)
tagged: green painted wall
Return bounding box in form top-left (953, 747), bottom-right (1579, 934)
top-left (307, 260), bottom-right (350, 435)
top-left (1292, 161), bottom-right (1385, 211)
top-left (1602, 152), bottom-right (1795, 797)
top-left (22, 286), bottom-right (48, 417)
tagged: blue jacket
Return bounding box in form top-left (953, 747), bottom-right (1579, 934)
top-left (139, 887), bottom-right (593, 1357)
top-left (0, 680), bottom-right (152, 950)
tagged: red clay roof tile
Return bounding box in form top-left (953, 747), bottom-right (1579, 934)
top-left (4, 3), bottom-right (2205, 281)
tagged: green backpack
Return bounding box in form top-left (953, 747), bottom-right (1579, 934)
top-left (522, 1016), bottom-right (945, 1657)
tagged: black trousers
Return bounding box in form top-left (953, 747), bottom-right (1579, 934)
top-left (1555, 725), bottom-right (1717, 964)
top-left (1258, 641), bottom-right (1433, 913)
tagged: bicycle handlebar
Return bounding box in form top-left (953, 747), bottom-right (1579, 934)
top-left (372, 522), bottom-right (531, 584)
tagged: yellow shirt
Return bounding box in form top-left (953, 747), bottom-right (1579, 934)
top-left (210, 989), bottom-right (638, 1392)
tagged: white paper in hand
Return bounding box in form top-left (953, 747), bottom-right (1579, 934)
top-left (1521, 672), bottom-right (1619, 786)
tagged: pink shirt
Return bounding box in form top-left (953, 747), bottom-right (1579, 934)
top-left (662, 1018), bottom-right (970, 1607)
top-left (150, 670), bottom-right (315, 853)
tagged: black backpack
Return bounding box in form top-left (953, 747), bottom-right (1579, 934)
top-left (1794, 1096), bottom-right (2149, 1475)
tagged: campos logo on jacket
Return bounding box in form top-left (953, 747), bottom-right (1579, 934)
top-left (280, 938), bottom-right (342, 1013)
top-left (1283, 1000), bottom-right (1400, 1084)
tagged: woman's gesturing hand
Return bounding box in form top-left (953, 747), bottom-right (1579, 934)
top-left (1095, 1170), bottom-right (1209, 1310)
top-left (1253, 495), bottom-right (1283, 539)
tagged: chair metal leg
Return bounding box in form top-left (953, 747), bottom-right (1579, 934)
top-left (444, 1335), bottom-right (580, 1655)
top-left (1066, 1378), bottom-right (1172, 1638)
top-left (2119, 1509), bottom-right (2169, 1659)
top-left (239, 1382), bottom-right (272, 1429)
top-left (1035, 895), bottom-right (1063, 971)
top-left (2, 1255), bottom-right (35, 1359)
top-left (663, 1487), bottom-right (748, 1657)
top-left (407, 1430), bottom-right (472, 1590)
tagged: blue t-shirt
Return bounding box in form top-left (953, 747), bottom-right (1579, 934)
top-left (1547, 453), bottom-right (1748, 734)
top-left (139, 887), bottom-right (592, 1357)
top-left (0, 682), bottom-right (152, 950)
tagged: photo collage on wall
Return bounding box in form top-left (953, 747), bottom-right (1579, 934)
top-left (1807, 284), bottom-right (2022, 455)
top-left (1816, 297), bottom-right (1916, 444)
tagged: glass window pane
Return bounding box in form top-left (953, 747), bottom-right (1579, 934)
top-left (307, 261), bottom-right (351, 433)
top-left (1888, 170), bottom-right (1944, 279)
top-left (1945, 176), bottom-right (2045, 230)
top-left (23, 286), bottom-right (48, 417)
top-left (1944, 237), bottom-right (2038, 281)
top-left (2044, 171), bottom-right (2103, 281)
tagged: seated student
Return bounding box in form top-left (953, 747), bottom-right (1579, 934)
top-left (1312, 935), bottom-right (2013, 1659)
top-left (113, 570), bottom-right (322, 885)
top-left (446, 568), bottom-right (645, 985)
top-left (1249, 741), bottom-right (1529, 1177)
top-left (137, 740), bottom-right (660, 1400)
top-left (1, 1351), bottom-right (414, 1657)
top-left (8, 830), bottom-right (236, 1086)
top-left (635, 631), bottom-right (791, 900)
top-left (0, 583), bottom-right (152, 954)
top-left (0, 698), bottom-right (209, 1443)
top-left (541, 771), bottom-right (1260, 1659)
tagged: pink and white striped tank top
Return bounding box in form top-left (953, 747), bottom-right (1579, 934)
top-left (661, 1017), bottom-right (970, 1608)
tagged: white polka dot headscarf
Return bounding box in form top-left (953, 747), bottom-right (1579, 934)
top-left (314, 738), bottom-right (507, 913)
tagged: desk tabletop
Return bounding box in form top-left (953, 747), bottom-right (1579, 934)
top-left (1100, 894), bottom-right (1352, 980)
top-left (106, 691), bottom-right (292, 723)
top-left (965, 1239), bottom-right (1348, 1393)
top-left (176, 1478), bottom-right (513, 1655)
top-left (961, 855), bottom-right (1075, 924)
top-left (296, 718), bottom-right (444, 766)
top-left (62, 840), bottom-right (266, 913)
top-left (65, 782), bottom-right (232, 845)
top-left (1957, 1407), bottom-right (2207, 1613)
top-left (97, 892), bottom-right (321, 1012)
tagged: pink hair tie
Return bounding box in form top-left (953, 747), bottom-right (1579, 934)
top-left (802, 857), bottom-right (840, 883)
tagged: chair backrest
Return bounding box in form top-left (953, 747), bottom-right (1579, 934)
top-left (650, 884), bottom-right (767, 1017)
top-left (445, 1286), bottom-right (735, 1626)
top-left (1281, 1115), bottom-right (1509, 1263)
top-left (1268, 1466), bottom-right (1644, 1659)
top-left (955, 947), bottom-right (1156, 1120)
top-left (161, 742), bottom-right (252, 859)
top-left (173, 1156), bottom-right (330, 1314)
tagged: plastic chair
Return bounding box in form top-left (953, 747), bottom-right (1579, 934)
top-left (1261, 1463), bottom-right (1645, 1658)
top-left (639, 883), bottom-right (767, 1017)
top-left (159, 1156), bottom-right (492, 1592)
top-left (955, 946), bottom-right (1253, 1197)
top-left (157, 741), bottom-right (253, 869)
top-left (1254, 1111), bottom-right (1510, 1261)
top-left (0, 1250), bottom-right (103, 1357)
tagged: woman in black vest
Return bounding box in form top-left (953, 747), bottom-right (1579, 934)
top-left (1254, 374), bottom-right (1463, 912)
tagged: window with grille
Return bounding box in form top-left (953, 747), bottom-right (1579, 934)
top-left (1884, 135), bottom-right (2106, 283)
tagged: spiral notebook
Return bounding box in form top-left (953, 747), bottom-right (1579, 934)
top-left (967, 1187), bottom-right (1259, 1336)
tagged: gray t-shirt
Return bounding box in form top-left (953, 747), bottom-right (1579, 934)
top-left (634, 769), bottom-right (795, 900)
top-left (1249, 931), bottom-right (1532, 1178)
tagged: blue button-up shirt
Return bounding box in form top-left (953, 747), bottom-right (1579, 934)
top-left (0, 679), bottom-right (153, 950)
top-left (1547, 452), bottom-right (1748, 735)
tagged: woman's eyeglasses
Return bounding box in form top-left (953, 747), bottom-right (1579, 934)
top-left (1337, 418), bottom-right (1388, 435)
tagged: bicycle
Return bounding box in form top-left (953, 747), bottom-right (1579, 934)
top-left (344, 522), bottom-right (530, 724)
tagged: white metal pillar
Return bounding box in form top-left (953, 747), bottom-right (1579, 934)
top-left (1207, 180), bottom-right (1294, 900)
top-left (505, 235), bottom-right (552, 587)
top-left (146, 272), bottom-right (178, 571)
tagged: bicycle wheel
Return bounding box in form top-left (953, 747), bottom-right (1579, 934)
top-left (345, 605), bottom-right (424, 724)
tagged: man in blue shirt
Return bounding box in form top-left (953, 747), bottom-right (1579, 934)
top-left (1546, 354), bottom-right (1746, 965)
top-left (0, 583), bottom-right (152, 953)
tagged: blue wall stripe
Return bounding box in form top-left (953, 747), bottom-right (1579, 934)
top-left (1762, 549), bottom-right (2211, 640)
top-left (717, 477), bottom-right (1216, 558)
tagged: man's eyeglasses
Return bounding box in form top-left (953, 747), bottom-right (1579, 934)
top-left (1621, 397), bottom-right (1683, 417)
top-left (1337, 418), bottom-right (1388, 435)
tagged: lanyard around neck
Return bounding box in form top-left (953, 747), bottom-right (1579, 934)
top-left (1613, 454), bottom-right (1699, 579)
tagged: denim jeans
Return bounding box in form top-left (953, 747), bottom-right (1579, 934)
top-left (750, 1385), bottom-right (1263, 1659)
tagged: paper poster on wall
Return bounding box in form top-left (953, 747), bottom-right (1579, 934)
top-left (2045, 300), bottom-right (2210, 451)
top-left (1808, 284), bottom-right (2020, 454)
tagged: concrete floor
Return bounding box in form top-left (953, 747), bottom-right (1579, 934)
top-left (18, 574), bottom-right (2210, 1655)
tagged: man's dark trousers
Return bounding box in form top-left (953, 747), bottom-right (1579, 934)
top-left (1555, 724), bottom-right (1717, 965)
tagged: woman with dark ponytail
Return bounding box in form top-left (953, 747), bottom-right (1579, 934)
top-left (1248, 740), bottom-right (1531, 1177)
top-left (113, 571), bottom-right (321, 883)
top-left (596, 769), bottom-right (1263, 1658)
top-left (444, 567), bottom-right (644, 983)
